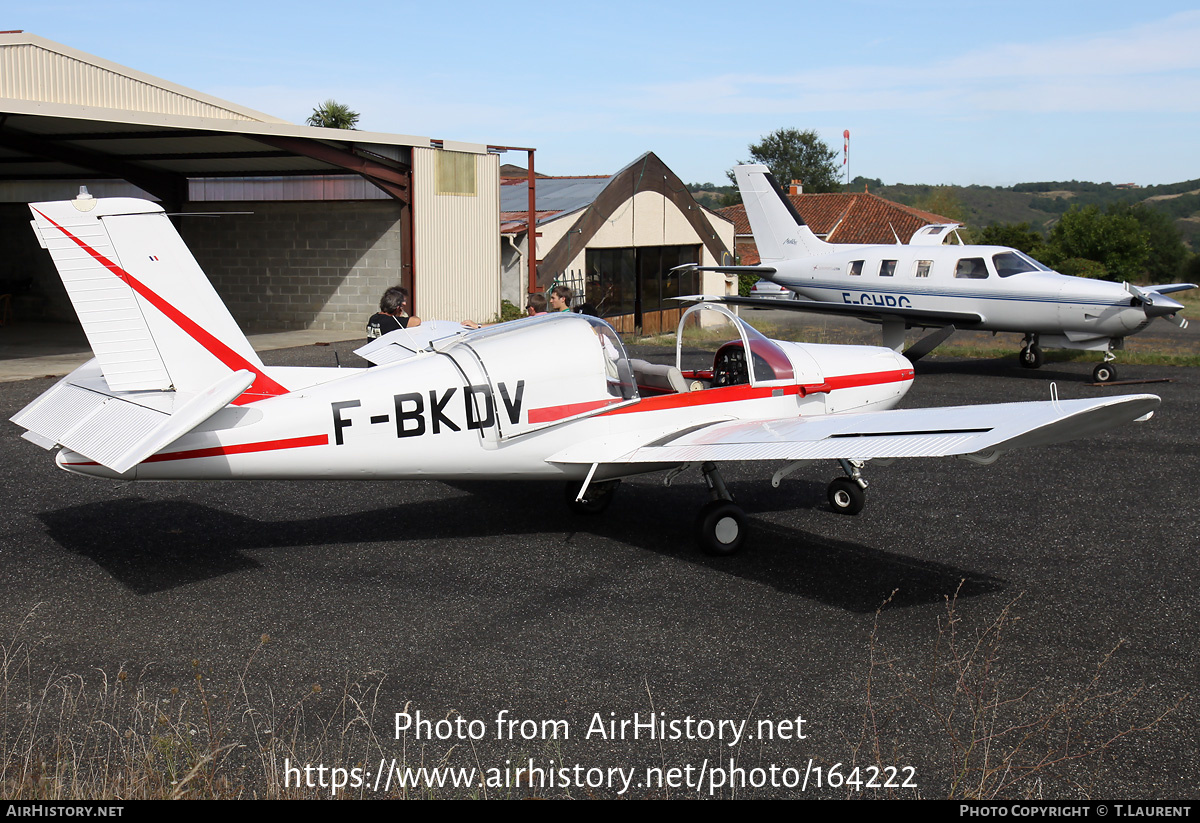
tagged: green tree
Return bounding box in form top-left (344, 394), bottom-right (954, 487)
top-left (726, 128), bottom-right (841, 198)
top-left (1107, 203), bottom-right (1189, 282)
top-left (1042, 205), bottom-right (1149, 281)
top-left (306, 99), bottom-right (360, 129)
top-left (914, 186), bottom-right (968, 226)
top-left (977, 222), bottom-right (1045, 257)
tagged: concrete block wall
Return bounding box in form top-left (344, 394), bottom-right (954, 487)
top-left (180, 201), bottom-right (406, 332)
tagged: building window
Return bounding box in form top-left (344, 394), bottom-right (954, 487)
top-left (585, 245), bottom-right (699, 320)
top-left (436, 151), bottom-right (477, 196)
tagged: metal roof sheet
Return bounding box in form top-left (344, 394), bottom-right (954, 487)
top-left (499, 176), bottom-right (611, 219)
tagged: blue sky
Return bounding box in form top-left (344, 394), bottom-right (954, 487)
top-left (9, 0), bottom-right (1199, 186)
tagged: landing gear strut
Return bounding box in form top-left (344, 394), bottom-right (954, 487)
top-left (1092, 350), bottom-right (1118, 383)
top-left (1019, 334), bottom-right (1043, 369)
top-left (827, 459), bottom-right (867, 515)
top-left (694, 462), bottom-right (746, 556)
top-left (564, 479), bottom-right (620, 515)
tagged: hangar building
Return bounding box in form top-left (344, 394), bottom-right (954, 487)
top-left (0, 31), bottom-right (502, 332)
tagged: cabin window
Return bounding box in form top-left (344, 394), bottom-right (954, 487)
top-left (848, 260), bottom-right (864, 276)
top-left (914, 260), bottom-right (933, 278)
top-left (879, 260), bottom-right (897, 277)
top-left (954, 257), bottom-right (989, 279)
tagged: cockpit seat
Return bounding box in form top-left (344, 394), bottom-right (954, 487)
top-left (630, 358), bottom-right (687, 394)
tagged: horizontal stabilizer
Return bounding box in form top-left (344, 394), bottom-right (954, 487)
top-left (11, 363), bottom-right (254, 472)
top-left (670, 264), bottom-right (777, 276)
top-left (548, 394), bottom-right (1160, 466)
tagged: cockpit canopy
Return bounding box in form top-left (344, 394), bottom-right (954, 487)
top-left (674, 303), bottom-right (796, 387)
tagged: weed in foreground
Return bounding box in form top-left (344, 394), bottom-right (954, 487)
top-left (848, 588), bottom-right (1184, 799)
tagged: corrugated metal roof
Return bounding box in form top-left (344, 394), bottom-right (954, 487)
top-left (499, 176), bottom-right (611, 220)
top-left (0, 32), bottom-right (288, 123)
top-left (0, 32), bottom-right (498, 200)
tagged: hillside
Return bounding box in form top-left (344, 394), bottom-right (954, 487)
top-left (872, 179), bottom-right (1200, 251)
top-left (690, 177), bottom-right (1200, 251)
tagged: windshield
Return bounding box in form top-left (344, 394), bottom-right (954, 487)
top-left (675, 303), bottom-right (795, 385)
top-left (993, 250), bottom-right (1051, 277)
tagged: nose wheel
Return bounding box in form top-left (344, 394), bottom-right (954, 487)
top-left (1019, 335), bottom-right (1043, 369)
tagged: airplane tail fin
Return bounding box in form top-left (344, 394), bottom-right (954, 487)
top-left (28, 194), bottom-right (287, 402)
top-left (733, 164), bottom-right (834, 262)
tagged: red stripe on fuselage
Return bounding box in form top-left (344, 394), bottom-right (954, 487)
top-left (61, 434), bottom-right (329, 467)
top-left (597, 368), bottom-right (913, 417)
top-left (528, 398), bottom-right (622, 424)
top-left (32, 207), bottom-right (289, 404)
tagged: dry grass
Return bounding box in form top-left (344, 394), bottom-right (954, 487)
top-left (848, 589), bottom-right (1184, 799)
top-left (2, 594), bottom-right (1184, 800)
top-left (0, 611), bottom-right (401, 799)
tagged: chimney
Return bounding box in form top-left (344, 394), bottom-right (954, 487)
top-left (789, 179), bottom-right (803, 195)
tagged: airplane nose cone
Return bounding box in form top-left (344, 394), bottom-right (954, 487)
top-left (1141, 292), bottom-right (1186, 318)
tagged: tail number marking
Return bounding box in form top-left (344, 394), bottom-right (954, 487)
top-left (330, 381), bottom-right (525, 443)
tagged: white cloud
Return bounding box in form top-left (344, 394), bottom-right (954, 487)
top-left (624, 10), bottom-right (1200, 116)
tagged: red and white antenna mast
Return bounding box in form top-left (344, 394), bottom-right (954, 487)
top-left (843, 129), bottom-right (850, 186)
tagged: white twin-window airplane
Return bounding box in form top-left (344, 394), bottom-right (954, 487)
top-left (679, 165), bottom-right (1195, 383)
top-left (10, 191), bottom-right (1161, 555)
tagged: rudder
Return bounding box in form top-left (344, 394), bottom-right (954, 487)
top-left (733, 164), bottom-right (833, 262)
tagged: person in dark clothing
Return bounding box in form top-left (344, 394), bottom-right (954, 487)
top-left (366, 286), bottom-right (421, 341)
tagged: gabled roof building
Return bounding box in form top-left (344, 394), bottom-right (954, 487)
top-left (500, 153), bottom-right (735, 333)
top-left (720, 189), bottom-right (953, 265)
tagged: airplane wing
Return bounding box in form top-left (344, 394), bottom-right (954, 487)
top-left (547, 394), bottom-right (1159, 467)
top-left (676, 294), bottom-right (983, 326)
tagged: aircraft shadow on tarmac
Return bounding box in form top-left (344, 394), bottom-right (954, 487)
top-left (916, 356), bottom-right (1099, 383)
top-left (39, 480), bottom-right (1005, 612)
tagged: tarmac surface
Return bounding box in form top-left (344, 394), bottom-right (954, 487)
top-left (0, 322), bottom-right (1197, 798)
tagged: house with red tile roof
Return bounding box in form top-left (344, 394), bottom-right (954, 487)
top-left (720, 188), bottom-right (954, 265)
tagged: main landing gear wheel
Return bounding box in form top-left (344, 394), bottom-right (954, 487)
top-left (827, 478), bottom-right (866, 515)
top-left (1092, 363), bottom-right (1117, 383)
top-left (564, 479), bottom-right (620, 515)
top-left (1019, 345), bottom-right (1044, 369)
top-left (695, 500), bottom-right (746, 556)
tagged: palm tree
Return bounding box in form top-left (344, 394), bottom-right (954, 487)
top-left (306, 100), bottom-right (360, 130)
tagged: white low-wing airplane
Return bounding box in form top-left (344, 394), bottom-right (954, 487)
top-left (678, 164), bottom-right (1195, 383)
top-left (11, 193), bottom-right (1162, 555)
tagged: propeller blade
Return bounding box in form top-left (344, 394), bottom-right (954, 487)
top-left (1126, 282), bottom-right (1186, 319)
